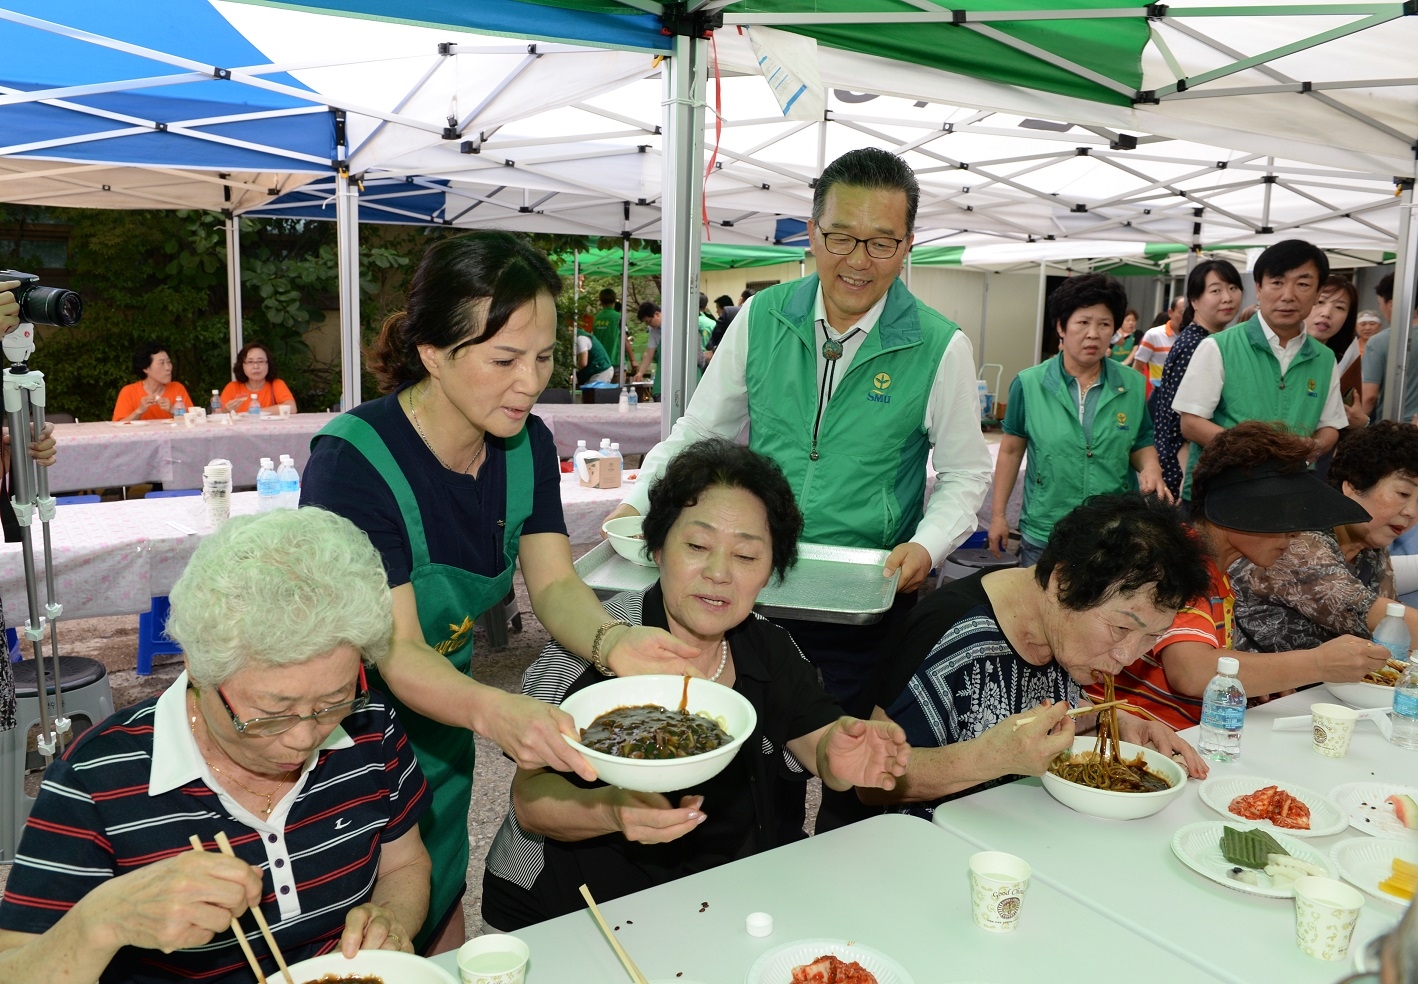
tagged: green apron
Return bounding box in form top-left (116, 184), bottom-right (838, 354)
top-left (315, 413), bottom-right (534, 948)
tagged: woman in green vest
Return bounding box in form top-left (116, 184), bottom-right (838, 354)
top-left (989, 273), bottom-right (1170, 567)
top-left (301, 232), bottom-right (695, 955)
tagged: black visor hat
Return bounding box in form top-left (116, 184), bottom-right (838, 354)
top-left (1202, 460), bottom-right (1371, 533)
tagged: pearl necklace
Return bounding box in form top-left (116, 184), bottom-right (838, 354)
top-left (406, 388), bottom-right (484, 474)
top-left (708, 639), bottom-right (728, 683)
top-left (188, 693), bottom-right (296, 818)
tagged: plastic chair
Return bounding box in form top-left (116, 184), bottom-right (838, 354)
top-left (54, 494), bottom-right (101, 505)
top-left (137, 489), bottom-right (200, 674)
top-left (0, 656), bottom-right (113, 862)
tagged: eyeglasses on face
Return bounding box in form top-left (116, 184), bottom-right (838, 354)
top-left (217, 663), bottom-right (370, 737)
top-left (819, 230), bottom-right (905, 259)
top-left (243, 359), bottom-right (268, 366)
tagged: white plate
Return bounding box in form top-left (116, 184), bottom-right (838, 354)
top-left (746, 939), bottom-right (914, 984)
top-left (1323, 679), bottom-right (1399, 708)
top-left (1328, 782), bottom-right (1418, 839)
top-left (1198, 775), bottom-right (1347, 837)
top-left (1171, 821), bottom-right (1333, 899)
top-left (1330, 837), bottom-right (1418, 907)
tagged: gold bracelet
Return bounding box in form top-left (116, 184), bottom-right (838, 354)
top-left (591, 620), bottom-right (631, 676)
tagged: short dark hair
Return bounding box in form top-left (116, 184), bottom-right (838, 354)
top-left (1329, 420), bottom-right (1418, 494)
top-left (1049, 273), bottom-right (1127, 333)
top-left (1034, 494), bottom-right (1209, 613)
top-left (1180, 259), bottom-right (1243, 329)
top-left (1315, 275), bottom-right (1358, 360)
top-left (740, 289), bottom-right (754, 302)
top-left (637, 301), bottom-right (660, 322)
top-left (232, 342), bottom-right (278, 386)
top-left (1253, 239), bottom-right (1329, 285)
top-left (698, 292), bottom-right (708, 310)
top-left (812, 148), bottom-right (920, 234)
top-left (598, 288), bottom-right (617, 306)
top-left (1376, 273), bottom-right (1394, 303)
top-left (367, 231), bottom-right (560, 393)
top-left (642, 438), bottom-right (803, 583)
top-left (132, 341), bottom-right (168, 379)
top-left (714, 294), bottom-right (734, 309)
top-left (1191, 421), bottom-right (1313, 522)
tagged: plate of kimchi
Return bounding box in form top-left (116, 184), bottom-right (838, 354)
top-left (1199, 776), bottom-right (1347, 837)
top-left (746, 939), bottom-right (913, 984)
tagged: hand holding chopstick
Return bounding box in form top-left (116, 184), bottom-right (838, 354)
top-left (190, 832), bottom-right (295, 984)
top-left (189, 835), bottom-right (268, 984)
top-left (1012, 699), bottom-right (1130, 731)
top-left (579, 883), bottom-right (649, 984)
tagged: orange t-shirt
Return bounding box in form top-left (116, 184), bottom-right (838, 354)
top-left (111, 381), bottom-right (195, 421)
top-left (220, 379), bottom-right (294, 411)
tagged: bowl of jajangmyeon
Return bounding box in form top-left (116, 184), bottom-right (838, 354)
top-left (1041, 735), bottom-right (1188, 821)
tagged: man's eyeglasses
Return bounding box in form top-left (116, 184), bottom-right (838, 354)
top-left (819, 230), bottom-right (905, 260)
top-left (217, 664), bottom-right (370, 737)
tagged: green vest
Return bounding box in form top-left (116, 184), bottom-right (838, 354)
top-left (743, 275), bottom-right (953, 549)
top-left (576, 330), bottom-right (613, 385)
top-left (1015, 354), bottom-right (1147, 545)
top-left (1181, 316), bottom-right (1335, 498)
top-left (591, 306), bottom-right (621, 362)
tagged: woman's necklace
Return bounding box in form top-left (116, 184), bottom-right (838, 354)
top-left (708, 639), bottom-right (728, 683)
top-left (406, 388), bottom-right (485, 474)
top-left (188, 693), bottom-right (296, 818)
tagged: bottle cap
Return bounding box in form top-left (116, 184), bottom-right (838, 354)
top-left (1217, 656), bottom-right (1240, 675)
top-left (1387, 602), bottom-right (1406, 618)
top-left (745, 912), bottom-right (773, 937)
top-left (260, 457), bottom-right (274, 468)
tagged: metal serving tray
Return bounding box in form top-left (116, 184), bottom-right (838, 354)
top-left (573, 540), bottom-right (900, 624)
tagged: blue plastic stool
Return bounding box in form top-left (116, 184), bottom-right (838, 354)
top-left (136, 490), bottom-right (199, 675)
top-left (55, 494), bottom-right (101, 505)
top-left (143, 489), bottom-right (201, 498)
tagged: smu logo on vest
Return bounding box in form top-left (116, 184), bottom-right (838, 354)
top-left (868, 372), bottom-right (892, 404)
top-left (1307, 378), bottom-right (1317, 398)
top-left (1116, 412), bottom-right (1129, 431)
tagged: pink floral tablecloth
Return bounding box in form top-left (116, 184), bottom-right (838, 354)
top-left (532, 404), bottom-right (664, 458)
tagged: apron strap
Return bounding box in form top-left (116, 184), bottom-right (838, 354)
top-left (501, 427), bottom-right (535, 566)
top-left (315, 414), bottom-right (433, 569)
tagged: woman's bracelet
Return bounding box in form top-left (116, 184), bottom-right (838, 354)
top-left (590, 620), bottom-right (632, 676)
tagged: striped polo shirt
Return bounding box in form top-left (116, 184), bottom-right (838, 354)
top-left (0, 671), bottom-right (428, 984)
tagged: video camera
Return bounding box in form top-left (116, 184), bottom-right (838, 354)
top-left (0, 269), bottom-right (82, 327)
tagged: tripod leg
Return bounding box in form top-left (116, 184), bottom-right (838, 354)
top-left (30, 392), bottom-right (67, 750)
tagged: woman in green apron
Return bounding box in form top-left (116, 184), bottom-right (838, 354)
top-left (301, 232), bottom-right (695, 954)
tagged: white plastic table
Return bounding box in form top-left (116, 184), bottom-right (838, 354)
top-left (431, 813), bottom-right (1224, 984)
top-left (931, 690), bottom-right (1409, 984)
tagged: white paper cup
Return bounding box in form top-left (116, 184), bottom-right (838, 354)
top-left (1311, 702), bottom-right (1359, 758)
top-left (1294, 876), bottom-right (1365, 960)
top-left (457, 934), bottom-right (529, 984)
top-left (278, 404), bottom-right (291, 418)
top-left (969, 851), bottom-right (1031, 933)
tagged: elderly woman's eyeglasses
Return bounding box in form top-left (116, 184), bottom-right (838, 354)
top-left (217, 664), bottom-right (370, 736)
top-left (819, 230), bottom-right (905, 260)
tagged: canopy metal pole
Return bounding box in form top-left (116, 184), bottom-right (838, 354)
top-left (1033, 261), bottom-right (1047, 364)
top-left (335, 166), bottom-right (361, 411)
top-left (978, 271), bottom-right (991, 369)
top-left (1383, 177), bottom-right (1416, 421)
top-left (619, 236), bottom-right (631, 385)
top-left (224, 213), bottom-right (244, 365)
top-left (659, 27), bottom-right (708, 438)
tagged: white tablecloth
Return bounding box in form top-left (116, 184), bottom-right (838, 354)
top-left (932, 690), bottom-right (1407, 984)
top-left (45, 413), bottom-right (338, 492)
top-left (432, 813), bottom-right (1223, 983)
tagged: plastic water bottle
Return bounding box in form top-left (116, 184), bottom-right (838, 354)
top-left (1199, 655), bottom-right (1246, 762)
top-left (277, 454), bottom-right (300, 510)
top-left (627, 385), bottom-right (638, 408)
top-left (1392, 657), bottom-right (1418, 749)
top-left (256, 457), bottom-right (280, 513)
top-left (248, 395), bottom-right (262, 418)
top-left (599, 437), bottom-right (612, 462)
top-left (572, 440), bottom-right (592, 482)
top-left (172, 395), bottom-right (185, 417)
top-left (1373, 602), bottom-right (1411, 665)
top-left (209, 390), bottom-right (222, 415)
top-left (609, 442), bottom-right (624, 470)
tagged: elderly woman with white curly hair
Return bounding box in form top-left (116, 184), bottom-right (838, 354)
top-left (0, 508), bottom-right (432, 984)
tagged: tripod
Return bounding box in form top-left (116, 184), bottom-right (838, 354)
top-left (3, 323), bottom-right (67, 765)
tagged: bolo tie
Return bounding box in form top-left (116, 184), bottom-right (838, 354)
top-left (810, 322), bottom-right (863, 461)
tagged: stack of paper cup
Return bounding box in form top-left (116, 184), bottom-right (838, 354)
top-left (202, 459), bottom-right (232, 528)
top-left (969, 851), bottom-right (1031, 933)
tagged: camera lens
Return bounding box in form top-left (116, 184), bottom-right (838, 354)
top-left (19, 286), bottom-right (82, 327)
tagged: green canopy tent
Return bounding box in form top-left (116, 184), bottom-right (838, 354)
top-left (558, 243), bottom-right (805, 277)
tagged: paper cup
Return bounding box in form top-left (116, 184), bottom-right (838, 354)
top-left (969, 851), bottom-right (1031, 933)
top-left (1294, 876), bottom-right (1364, 961)
top-left (278, 404), bottom-right (291, 418)
top-left (1311, 702), bottom-right (1359, 758)
top-left (457, 935), bottom-right (529, 984)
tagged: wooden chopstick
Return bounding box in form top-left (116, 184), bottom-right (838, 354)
top-left (213, 831), bottom-right (296, 984)
top-left (189, 835), bottom-right (267, 984)
top-left (1013, 699), bottom-right (1130, 730)
top-left (579, 883), bottom-right (649, 984)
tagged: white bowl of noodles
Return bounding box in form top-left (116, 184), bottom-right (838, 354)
top-left (1041, 735), bottom-right (1188, 821)
top-left (560, 675), bottom-right (756, 793)
top-left (287, 949), bottom-right (457, 984)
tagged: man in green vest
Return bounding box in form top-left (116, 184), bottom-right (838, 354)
top-left (1174, 239), bottom-right (1348, 505)
top-left (591, 288), bottom-right (635, 378)
top-left (988, 273), bottom-right (1168, 567)
top-left (605, 148), bottom-right (992, 730)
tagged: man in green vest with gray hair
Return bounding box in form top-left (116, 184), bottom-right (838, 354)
top-left (1173, 239), bottom-right (1349, 507)
top-left (604, 147), bottom-right (992, 732)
